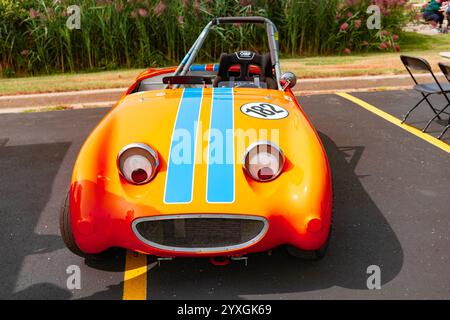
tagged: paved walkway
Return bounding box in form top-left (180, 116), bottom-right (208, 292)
top-left (0, 73), bottom-right (448, 113)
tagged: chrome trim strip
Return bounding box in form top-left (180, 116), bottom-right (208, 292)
top-left (131, 214), bottom-right (269, 253)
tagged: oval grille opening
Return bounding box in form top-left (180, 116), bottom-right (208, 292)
top-left (133, 215), bottom-right (267, 252)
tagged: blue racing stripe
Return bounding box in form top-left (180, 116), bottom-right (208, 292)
top-left (189, 65), bottom-right (207, 71)
top-left (189, 64), bottom-right (219, 72)
top-left (164, 88), bottom-right (203, 204)
top-left (207, 88), bottom-right (235, 203)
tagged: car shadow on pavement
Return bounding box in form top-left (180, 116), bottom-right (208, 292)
top-left (0, 142), bottom-right (72, 299)
top-left (135, 132), bottom-right (404, 299)
top-left (78, 131), bottom-right (404, 300)
top-left (11, 283), bottom-right (73, 300)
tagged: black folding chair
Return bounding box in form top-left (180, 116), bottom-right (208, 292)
top-left (400, 55), bottom-right (450, 133)
top-left (437, 62), bottom-right (450, 139)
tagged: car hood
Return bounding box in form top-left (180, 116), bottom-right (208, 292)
top-left (72, 87), bottom-right (329, 215)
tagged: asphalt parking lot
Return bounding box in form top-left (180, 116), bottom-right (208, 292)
top-left (0, 89), bottom-right (449, 300)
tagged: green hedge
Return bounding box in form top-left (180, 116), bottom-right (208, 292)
top-left (0, 0), bottom-right (411, 76)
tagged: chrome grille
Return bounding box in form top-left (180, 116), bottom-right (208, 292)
top-left (132, 214), bottom-right (268, 253)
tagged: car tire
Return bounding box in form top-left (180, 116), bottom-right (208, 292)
top-left (59, 192), bottom-right (109, 260)
top-left (286, 230), bottom-right (331, 260)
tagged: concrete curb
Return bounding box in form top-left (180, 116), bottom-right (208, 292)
top-left (0, 88), bottom-right (126, 110)
top-left (292, 73), bottom-right (446, 92)
top-left (1, 73), bottom-right (445, 112)
top-left (0, 102), bottom-right (115, 114)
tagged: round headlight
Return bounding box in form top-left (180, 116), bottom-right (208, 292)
top-left (243, 142), bottom-right (285, 182)
top-left (117, 143), bottom-right (159, 185)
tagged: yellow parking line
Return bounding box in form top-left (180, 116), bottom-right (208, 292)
top-left (336, 92), bottom-right (450, 154)
top-left (123, 250), bottom-right (147, 300)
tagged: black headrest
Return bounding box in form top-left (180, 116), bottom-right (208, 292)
top-left (217, 51), bottom-right (272, 81)
top-left (261, 53), bottom-right (273, 78)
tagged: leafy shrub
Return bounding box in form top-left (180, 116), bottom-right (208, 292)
top-left (0, 0), bottom-right (413, 76)
top-left (332, 0), bottom-right (411, 54)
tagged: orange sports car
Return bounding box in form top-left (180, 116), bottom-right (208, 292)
top-left (60, 16), bottom-right (333, 262)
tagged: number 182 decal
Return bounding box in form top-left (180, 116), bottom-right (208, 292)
top-left (240, 102), bottom-right (289, 120)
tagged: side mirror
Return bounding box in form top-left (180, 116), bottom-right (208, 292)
top-left (280, 71), bottom-right (297, 89)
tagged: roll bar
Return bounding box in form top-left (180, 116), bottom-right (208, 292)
top-left (212, 16), bottom-right (268, 24)
top-left (173, 16), bottom-right (282, 90)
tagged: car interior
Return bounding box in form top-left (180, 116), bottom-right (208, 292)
top-left (136, 51), bottom-right (277, 92)
top-left (213, 51), bottom-right (277, 89)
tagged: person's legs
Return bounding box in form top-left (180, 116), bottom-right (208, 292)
top-left (423, 12), bottom-right (439, 25)
top-left (423, 12), bottom-right (445, 28)
top-left (437, 12), bottom-right (444, 27)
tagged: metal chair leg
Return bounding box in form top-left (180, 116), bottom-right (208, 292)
top-left (437, 124), bottom-right (450, 139)
top-left (423, 94), bottom-right (443, 120)
top-left (402, 95), bottom-right (428, 124)
top-left (422, 103), bottom-right (450, 132)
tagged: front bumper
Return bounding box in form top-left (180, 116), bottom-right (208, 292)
top-left (69, 177), bottom-right (332, 257)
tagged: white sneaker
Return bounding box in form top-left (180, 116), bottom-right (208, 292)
top-left (429, 28), bottom-right (440, 34)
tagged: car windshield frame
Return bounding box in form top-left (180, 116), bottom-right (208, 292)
top-left (172, 16), bottom-right (283, 91)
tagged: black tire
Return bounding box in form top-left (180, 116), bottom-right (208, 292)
top-left (286, 229), bottom-right (331, 260)
top-left (60, 192), bottom-right (86, 257)
top-left (59, 192), bottom-right (110, 260)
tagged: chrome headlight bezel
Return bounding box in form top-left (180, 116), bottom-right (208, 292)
top-left (242, 141), bottom-right (285, 182)
top-left (117, 143), bottom-right (159, 185)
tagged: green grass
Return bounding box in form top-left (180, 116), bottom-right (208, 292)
top-left (0, 69), bottom-right (142, 95)
top-left (282, 32), bottom-right (450, 78)
top-left (21, 105), bottom-right (69, 113)
top-left (399, 32), bottom-right (450, 51)
top-left (1, 32), bottom-right (449, 95)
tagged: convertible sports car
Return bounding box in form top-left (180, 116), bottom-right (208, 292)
top-left (60, 16), bottom-right (333, 262)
